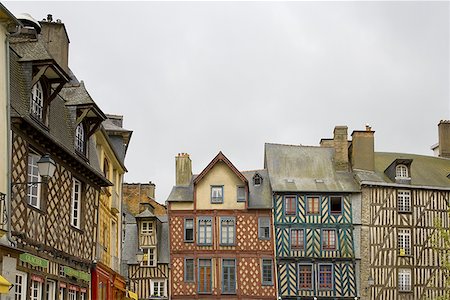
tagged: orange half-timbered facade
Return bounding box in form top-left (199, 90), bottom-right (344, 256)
top-left (167, 152), bottom-right (277, 299)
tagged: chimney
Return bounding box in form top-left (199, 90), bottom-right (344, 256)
top-left (333, 126), bottom-right (349, 171)
top-left (106, 114), bottom-right (124, 128)
top-left (176, 153), bottom-right (192, 186)
top-left (350, 124), bottom-right (375, 171)
top-left (40, 16), bottom-right (70, 73)
top-left (139, 202), bottom-right (154, 214)
top-left (438, 120), bottom-right (450, 158)
top-left (147, 181), bottom-right (156, 199)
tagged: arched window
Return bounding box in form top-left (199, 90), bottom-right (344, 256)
top-left (30, 81), bottom-right (44, 120)
top-left (75, 124), bottom-right (85, 153)
top-left (253, 173), bottom-right (263, 186)
top-left (396, 164), bottom-right (409, 178)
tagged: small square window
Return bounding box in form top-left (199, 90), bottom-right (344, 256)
top-left (285, 196), bottom-right (296, 215)
top-left (184, 218), bottom-right (194, 242)
top-left (330, 196), bottom-right (342, 214)
top-left (237, 186), bottom-right (246, 202)
top-left (307, 196), bottom-right (320, 215)
top-left (211, 186), bottom-right (223, 203)
top-left (290, 229), bottom-right (305, 250)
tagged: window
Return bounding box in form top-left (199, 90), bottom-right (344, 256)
top-left (253, 173), bottom-right (262, 186)
top-left (262, 259), bottom-right (273, 285)
top-left (398, 228), bottom-right (411, 256)
top-left (298, 264), bottom-right (313, 290)
top-left (258, 217), bottom-right (271, 240)
top-left (398, 190), bottom-right (411, 212)
top-left (220, 217), bottom-right (235, 245)
top-left (237, 186), bottom-right (246, 202)
top-left (103, 158), bottom-right (109, 179)
top-left (46, 280), bottom-right (56, 300)
top-left (27, 150), bottom-right (42, 209)
top-left (319, 264), bottom-right (333, 290)
top-left (75, 124), bottom-right (85, 154)
top-left (14, 272), bottom-right (27, 300)
top-left (60, 285), bottom-right (66, 300)
top-left (290, 229), bottom-right (305, 250)
top-left (141, 221), bottom-right (153, 235)
top-left (71, 178), bottom-right (82, 228)
top-left (198, 217), bottom-right (213, 245)
top-left (184, 218), bottom-right (194, 242)
top-left (396, 164), bottom-right (409, 178)
top-left (30, 279), bottom-right (43, 300)
top-left (222, 259), bottom-right (236, 294)
top-left (198, 259), bottom-right (212, 294)
top-left (285, 196), bottom-right (296, 215)
top-left (142, 247), bottom-right (156, 267)
top-left (68, 290), bottom-right (76, 300)
top-left (211, 186), bottom-right (223, 203)
top-left (322, 229), bottom-right (336, 250)
top-left (399, 269), bottom-right (412, 292)
top-left (330, 196), bottom-right (342, 214)
top-left (80, 292), bottom-right (86, 300)
top-left (184, 258), bottom-right (194, 282)
top-left (30, 81), bottom-right (44, 120)
top-left (307, 196), bottom-right (320, 214)
top-left (152, 280), bottom-right (165, 297)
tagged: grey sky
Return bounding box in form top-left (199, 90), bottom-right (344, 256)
top-left (5, 1), bottom-right (449, 203)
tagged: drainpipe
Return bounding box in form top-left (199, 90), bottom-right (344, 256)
top-left (6, 24), bottom-right (22, 246)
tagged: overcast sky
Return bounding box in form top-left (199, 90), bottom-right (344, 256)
top-left (5, 1), bottom-right (449, 203)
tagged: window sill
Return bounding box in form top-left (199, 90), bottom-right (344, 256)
top-left (70, 225), bottom-right (84, 234)
top-left (26, 203), bottom-right (45, 214)
top-left (291, 248), bottom-right (305, 251)
top-left (220, 243), bottom-right (235, 247)
top-left (261, 282), bottom-right (274, 286)
top-left (184, 240), bottom-right (194, 243)
top-left (29, 114), bottom-right (49, 131)
top-left (75, 150), bottom-right (88, 162)
top-left (398, 211), bottom-right (412, 214)
top-left (259, 237), bottom-right (270, 241)
top-left (197, 244), bottom-right (212, 247)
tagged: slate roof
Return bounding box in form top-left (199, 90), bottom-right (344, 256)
top-left (135, 208), bottom-right (155, 218)
top-left (355, 152), bottom-right (450, 189)
top-left (264, 143), bottom-right (359, 192)
top-left (242, 169), bottom-right (272, 209)
top-left (10, 36), bottom-right (53, 61)
top-left (167, 176), bottom-right (196, 202)
top-left (59, 81), bottom-right (95, 106)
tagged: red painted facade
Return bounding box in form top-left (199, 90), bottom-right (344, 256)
top-left (91, 263), bottom-right (126, 300)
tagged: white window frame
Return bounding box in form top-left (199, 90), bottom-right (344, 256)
top-left (398, 228), bottom-right (411, 256)
top-left (75, 124), bottom-right (85, 154)
top-left (71, 178), bottom-right (82, 228)
top-left (59, 286), bottom-right (66, 300)
top-left (211, 186), bottom-right (223, 203)
top-left (27, 150), bottom-right (42, 209)
top-left (397, 190), bottom-right (411, 212)
top-left (141, 247), bottom-right (157, 267)
top-left (30, 81), bottom-right (44, 120)
top-left (198, 217), bottom-right (213, 245)
top-left (399, 268), bottom-right (412, 291)
top-left (396, 164), bottom-right (409, 178)
top-left (46, 280), bottom-right (56, 300)
top-left (258, 217), bottom-right (271, 240)
top-left (151, 280), bottom-right (166, 297)
top-left (220, 217), bottom-right (235, 245)
top-left (30, 279), bottom-right (43, 300)
top-left (68, 289), bottom-right (76, 300)
top-left (14, 271), bottom-right (27, 300)
top-left (141, 221), bottom-right (153, 235)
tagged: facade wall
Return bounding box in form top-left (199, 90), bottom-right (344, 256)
top-left (122, 183), bottom-right (166, 216)
top-left (361, 186), bottom-right (450, 300)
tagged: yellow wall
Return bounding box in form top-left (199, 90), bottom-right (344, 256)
top-left (196, 161), bottom-right (245, 210)
top-left (171, 202), bottom-right (194, 211)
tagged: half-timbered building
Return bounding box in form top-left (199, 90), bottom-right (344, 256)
top-left (266, 126), bottom-right (360, 299)
top-left (167, 152), bottom-right (277, 299)
top-left (5, 13), bottom-right (110, 300)
top-left (353, 123), bottom-right (450, 300)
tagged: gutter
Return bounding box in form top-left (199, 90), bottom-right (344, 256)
top-left (360, 180), bottom-right (450, 191)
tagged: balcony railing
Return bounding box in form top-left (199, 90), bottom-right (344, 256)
top-left (111, 190), bottom-right (120, 214)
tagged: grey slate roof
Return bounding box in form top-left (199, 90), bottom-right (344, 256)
top-left (157, 217), bottom-right (169, 264)
top-left (135, 208), bottom-right (155, 218)
top-left (242, 169), bottom-right (272, 209)
top-left (355, 152), bottom-right (450, 189)
top-left (10, 36), bottom-right (53, 61)
top-left (264, 143), bottom-right (359, 192)
top-left (59, 81), bottom-right (95, 106)
top-left (167, 176), bottom-right (196, 202)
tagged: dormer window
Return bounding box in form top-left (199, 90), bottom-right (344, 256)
top-left (30, 81), bottom-right (44, 120)
top-left (75, 124), bottom-right (85, 154)
top-left (396, 164), bottom-right (409, 178)
top-left (253, 173), bottom-right (262, 186)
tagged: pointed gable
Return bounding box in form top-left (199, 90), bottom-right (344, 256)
top-left (194, 151), bottom-right (248, 185)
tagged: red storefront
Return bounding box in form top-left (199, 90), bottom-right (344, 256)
top-left (91, 263), bottom-right (126, 300)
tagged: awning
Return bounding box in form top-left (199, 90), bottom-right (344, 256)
top-left (126, 291), bottom-right (138, 300)
top-left (0, 276), bottom-right (12, 294)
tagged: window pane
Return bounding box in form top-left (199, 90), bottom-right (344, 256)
top-left (330, 196), bottom-right (342, 214)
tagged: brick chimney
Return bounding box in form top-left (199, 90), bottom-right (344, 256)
top-left (40, 15), bottom-right (70, 73)
top-left (350, 124), bottom-right (375, 171)
top-left (176, 153), bottom-right (192, 186)
top-left (438, 120), bottom-right (450, 158)
top-left (333, 126), bottom-right (349, 171)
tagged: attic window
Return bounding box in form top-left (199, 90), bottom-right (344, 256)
top-left (253, 174), bottom-right (263, 186)
top-left (396, 164), bottom-right (409, 178)
top-left (30, 81), bottom-right (44, 120)
top-left (75, 123), bottom-right (85, 154)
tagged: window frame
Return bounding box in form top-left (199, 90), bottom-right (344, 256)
top-left (398, 268), bottom-right (412, 292)
top-left (318, 263), bottom-right (334, 290)
top-left (197, 217), bottom-right (213, 246)
top-left (236, 186), bottom-right (246, 202)
top-left (258, 217), bottom-right (271, 240)
top-left (71, 178), bottom-right (82, 229)
top-left (222, 258), bottom-right (236, 294)
top-left (14, 271), bottom-right (27, 300)
top-left (290, 228), bottom-right (305, 250)
top-left (253, 173), bottom-right (262, 186)
top-left (398, 228), bottom-right (411, 256)
top-left (284, 195), bottom-right (297, 215)
top-left (151, 279), bottom-right (166, 297)
top-left (306, 195), bottom-right (320, 215)
top-left (75, 123), bottom-right (86, 154)
top-left (396, 164), bottom-right (409, 179)
top-left (141, 247), bottom-right (157, 267)
top-left (198, 258), bottom-right (212, 294)
top-left (219, 217), bottom-right (236, 246)
top-left (397, 190), bottom-right (412, 213)
top-left (184, 218), bottom-right (194, 242)
top-left (30, 278), bottom-right (43, 300)
top-left (27, 149), bottom-right (42, 210)
top-left (141, 221), bottom-right (153, 235)
top-left (46, 278), bottom-right (56, 300)
top-left (298, 263), bottom-right (313, 290)
top-left (321, 229), bottom-right (337, 251)
top-left (30, 81), bottom-right (45, 121)
top-left (261, 258), bottom-right (274, 286)
top-left (329, 196), bottom-right (343, 215)
top-left (184, 258), bottom-right (195, 282)
top-left (210, 185), bottom-right (224, 204)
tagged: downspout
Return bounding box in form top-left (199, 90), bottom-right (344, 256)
top-left (6, 24), bottom-right (22, 246)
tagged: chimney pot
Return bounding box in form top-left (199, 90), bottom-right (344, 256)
top-left (438, 120), bottom-right (450, 158)
top-left (47, 14), bottom-right (53, 22)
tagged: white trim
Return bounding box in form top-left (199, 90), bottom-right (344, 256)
top-left (71, 178), bottom-right (82, 228)
top-left (14, 271), bottom-right (27, 300)
top-left (360, 181), bottom-right (450, 191)
top-left (150, 279), bottom-right (166, 297)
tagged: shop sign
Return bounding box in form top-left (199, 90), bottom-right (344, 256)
top-left (63, 266), bottom-right (90, 282)
top-left (31, 275), bottom-right (44, 283)
top-left (80, 288), bottom-right (87, 293)
top-left (19, 253), bottom-right (48, 269)
top-left (60, 283), bottom-right (67, 288)
top-left (69, 285), bottom-right (80, 291)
